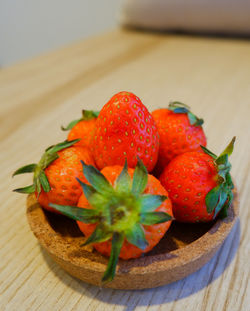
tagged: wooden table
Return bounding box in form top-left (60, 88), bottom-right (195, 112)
top-left (0, 29), bottom-right (249, 311)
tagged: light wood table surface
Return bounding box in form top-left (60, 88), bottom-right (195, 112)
top-left (0, 29), bottom-right (249, 311)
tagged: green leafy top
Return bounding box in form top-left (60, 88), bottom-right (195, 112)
top-left (50, 159), bottom-right (172, 283)
top-left (201, 137), bottom-right (236, 219)
top-left (13, 139), bottom-right (80, 194)
top-left (168, 101), bottom-right (204, 126)
top-left (61, 110), bottom-right (99, 131)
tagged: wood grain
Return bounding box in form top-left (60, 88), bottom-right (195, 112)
top-left (0, 29), bottom-right (249, 310)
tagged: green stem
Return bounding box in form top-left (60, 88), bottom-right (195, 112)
top-left (102, 232), bottom-right (124, 283)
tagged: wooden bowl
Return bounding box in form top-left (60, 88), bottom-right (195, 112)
top-left (26, 190), bottom-right (238, 290)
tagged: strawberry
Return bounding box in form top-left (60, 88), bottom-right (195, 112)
top-left (91, 91), bottom-right (159, 172)
top-left (13, 140), bottom-right (95, 213)
top-left (62, 110), bottom-right (99, 148)
top-left (50, 158), bottom-right (173, 282)
top-left (160, 137), bottom-right (235, 223)
top-left (152, 102), bottom-right (206, 175)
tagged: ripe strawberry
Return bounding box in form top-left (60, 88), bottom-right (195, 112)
top-left (152, 102), bottom-right (206, 175)
top-left (62, 110), bottom-right (99, 148)
top-left (50, 159), bottom-right (173, 282)
top-left (13, 140), bottom-right (95, 213)
top-left (91, 91), bottom-right (159, 172)
top-left (160, 137), bottom-right (235, 223)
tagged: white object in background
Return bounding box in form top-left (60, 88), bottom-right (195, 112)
top-left (120, 0), bottom-right (250, 34)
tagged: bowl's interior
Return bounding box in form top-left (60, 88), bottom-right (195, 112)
top-left (45, 210), bottom-right (216, 256)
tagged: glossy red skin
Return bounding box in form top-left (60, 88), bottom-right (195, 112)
top-left (92, 92), bottom-right (159, 172)
top-left (152, 109), bottom-right (207, 176)
top-left (37, 146), bottom-right (95, 213)
top-left (77, 165), bottom-right (173, 260)
top-left (160, 151), bottom-right (218, 223)
top-left (68, 119), bottom-right (96, 148)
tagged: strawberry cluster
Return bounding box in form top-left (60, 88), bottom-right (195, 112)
top-left (13, 91), bottom-right (235, 283)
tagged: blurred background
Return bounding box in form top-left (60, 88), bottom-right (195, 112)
top-left (0, 0), bottom-right (123, 67)
top-left (1, 0), bottom-right (250, 67)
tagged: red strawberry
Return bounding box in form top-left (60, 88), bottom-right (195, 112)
top-left (62, 110), bottom-right (99, 148)
top-left (160, 137), bottom-right (235, 223)
top-left (13, 140), bottom-right (95, 213)
top-left (152, 102), bottom-right (206, 175)
top-left (91, 91), bottom-right (159, 172)
top-left (50, 159), bottom-right (173, 282)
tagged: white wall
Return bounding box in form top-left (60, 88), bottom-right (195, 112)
top-left (0, 0), bottom-right (123, 67)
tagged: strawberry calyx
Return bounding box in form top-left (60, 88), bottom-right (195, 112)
top-left (13, 139), bottom-right (80, 194)
top-left (50, 158), bottom-right (172, 283)
top-left (201, 137), bottom-right (236, 219)
top-left (168, 101), bottom-right (204, 126)
top-left (61, 109), bottom-right (99, 131)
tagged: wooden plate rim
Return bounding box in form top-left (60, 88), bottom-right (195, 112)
top-left (26, 189), bottom-right (238, 277)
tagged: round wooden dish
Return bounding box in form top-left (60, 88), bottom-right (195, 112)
top-left (26, 190), bottom-right (238, 290)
